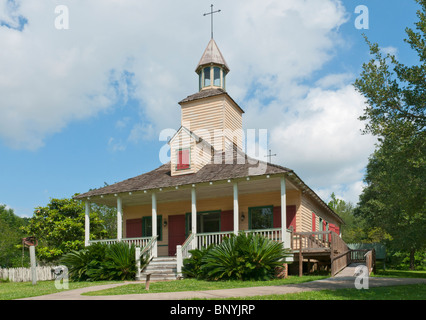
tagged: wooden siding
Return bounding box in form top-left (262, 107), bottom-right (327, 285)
top-left (224, 98), bottom-right (243, 149)
top-left (181, 96), bottom-right (225, 151)
top-left (300, 194), bottom-right (341, 234)
top-left (194, 140), bottom-right (213, 171)
top-left (181, 95), bottom-right (243, 153)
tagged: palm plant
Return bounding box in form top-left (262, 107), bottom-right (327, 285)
top-left (201, 233), bottom-right (289, 281)
top-left (182, 245), bottom-right (214, 279)
top-left (60, 243), bottom-right (107, 281)
top-left (87, 242), bottom-right (137, 281)
top-left (61, 242), bottom-right (147, 281)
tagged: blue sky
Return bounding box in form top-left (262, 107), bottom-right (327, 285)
top-left (0, 0), bottom-right (422, 217)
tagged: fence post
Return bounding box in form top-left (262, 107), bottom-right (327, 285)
top-left (29, 246), bottom-right (37, 285)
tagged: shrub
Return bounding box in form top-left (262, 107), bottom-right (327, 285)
top-left (181, 245), bottom-right (213, 279)
top-left (183, 233), bottom-right (290, 281)
top-left (61, 242), bottom-right (149, 281)
top-left (60, 243), bottom-right (107, 281)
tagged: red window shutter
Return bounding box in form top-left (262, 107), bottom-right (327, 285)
top-left (177, 149), bottom-right (190, 170)
top-left (126, 219), bottom-right (142, 238)
top-left (286, 205), bottom-right (297, 231)
top-left (273, 206), bottom-right (281, 228)
top-left (312, 212), bottom-right (316, 232)
top-left (273, 205), bottom-right (296, 230)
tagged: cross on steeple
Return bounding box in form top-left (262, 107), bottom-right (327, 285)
top-left (203, 4), bottom-right (221, 39)
top-left (265, 149), bottom-right (277, 163)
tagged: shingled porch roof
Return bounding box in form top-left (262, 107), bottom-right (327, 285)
top-left (73, 150), bottom-right (343, 224)
top-left (74, 150), bottom-right (290, 200)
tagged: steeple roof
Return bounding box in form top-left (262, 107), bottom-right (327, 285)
top-left (195, 38), bottom-right (230, 73)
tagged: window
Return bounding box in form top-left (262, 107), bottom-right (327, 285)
top-left (177, 148), bottom-right (190, 170)
top-left (203, 67), bottom-right (211, 87)
top-left (249, 206), bottom-right (273, 230)
top-left (197, 211), bottom-right (221, 233)
top-left (142, 216), bottom-right (162, 241)
top-left (213, 67), bottom-right (221, 86)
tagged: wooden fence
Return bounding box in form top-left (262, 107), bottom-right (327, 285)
top-left (0, 266), bottom-right (58, 283)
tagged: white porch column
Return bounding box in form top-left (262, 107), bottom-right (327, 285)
top-left (151, 192), bottom-right (158, 257)
top-left (280, 176), bottom-right (289, 248)
top-left (117, 197), bottom-right (123, 241)
top-left (85, 201), bottom-right (90, 247)
top-left (233, 182), bottom-right (239, 235)
top-left (191, 186), bottom-right (197, 249)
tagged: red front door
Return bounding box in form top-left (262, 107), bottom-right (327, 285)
top-left (168, 214), bottom-right (186, 256)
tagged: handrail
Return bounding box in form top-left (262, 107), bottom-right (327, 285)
top-left (293, 231), bottom-right (332, 251)
top-left (134, 235), bottom-right (157, 281)
top-left (181, 233), bottom-right (195, 253)
top-left (176, 233), bottom-right (195, 275)
top-left (365, 249), bottom-right (376, 275)
top-left (141, 235), bottom-right (158, 261)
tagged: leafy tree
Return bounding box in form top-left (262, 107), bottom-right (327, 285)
top-left (353, 0), bottom-right (426, 269)
top-left (328, 193), bottom-right (391, 244)
top-left (0, 205), bottom-right (29, 267)
top-left (328, 193), bottom-right (362, 243)
top-left (90, 202), bottom-right (117, 240)
top-left (21, 197), bottom-right (107, 262)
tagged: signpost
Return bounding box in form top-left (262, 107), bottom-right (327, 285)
top-left (22, 237), bottom-right (38, 285)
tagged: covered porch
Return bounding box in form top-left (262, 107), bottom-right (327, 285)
top-left (83, 173), bottom-right (299, 266)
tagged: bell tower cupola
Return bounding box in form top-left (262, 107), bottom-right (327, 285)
top-left (195, 38), bottom-right (230, 91)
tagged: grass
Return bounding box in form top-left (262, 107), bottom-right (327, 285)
top-left (1, 269), bottom-right (425, 300)
top-left (0, 280), bottom-right (121, 300)
top-left (82, 275), bottom-right (328, 296)
top-left (372, 269), bottom-right (426, 278)
top-left (217, 284), bottom-right (426, 300)
top-left (200, 284), bottom-right (426, 300)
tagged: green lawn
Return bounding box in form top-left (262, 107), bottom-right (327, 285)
top-left (0, 280), bottom-right (120, 300)
top-left (82, 275), bottom-right (327, 296)
top-left (218, 284), bottom-right (426, 300)
top-left (1, 269), bottom-right (425, 300)
top-left (372, 269), bottom-right (426, 278)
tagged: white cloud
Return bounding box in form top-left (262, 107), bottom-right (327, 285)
top-left (268, 85), bottom-right (376, 204)
top-left (315, 73), bottom-right (354, 89)
top-left (107, 137), bottom-right (126, 152)
top-left (0, 0), bottom-right (375, 204)
top-left (381, 46), bottom-right (398, 57)
top-left (0, 0), bottom-right (350, 150)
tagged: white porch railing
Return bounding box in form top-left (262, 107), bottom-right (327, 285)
top-left (244, 228), bottom-right (282, 241)
top-left (89, 237), bottom-right (152, 248)
top-left (195, 228), bottom-right (291, 248)
top-left (196, 231), bottom-right (234, 248)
